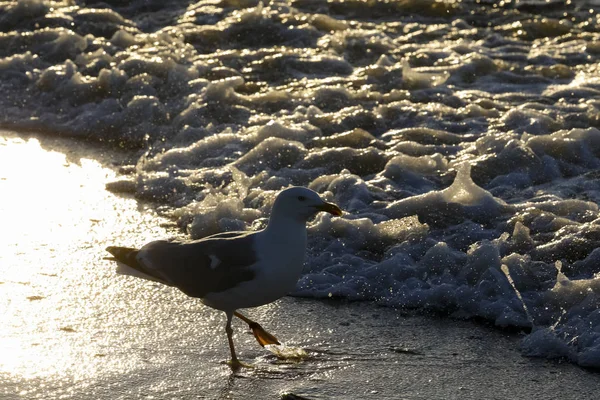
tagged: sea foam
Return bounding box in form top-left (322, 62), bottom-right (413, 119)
top-left (2, 0), bottom-right (600, 367)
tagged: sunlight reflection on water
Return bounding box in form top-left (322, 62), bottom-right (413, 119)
top-left (0, 133), bottom-right (170, 382)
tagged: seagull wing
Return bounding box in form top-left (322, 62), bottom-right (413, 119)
top-left (106, 232), bottom-right (258, 298)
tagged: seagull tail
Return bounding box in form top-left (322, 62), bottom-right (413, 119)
top-left (106, 246), bottom-right (139, 266)
top-left (105, 246), bottom-right (168, 284)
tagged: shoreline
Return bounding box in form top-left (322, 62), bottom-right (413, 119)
top-left (1, 130), bottom-right (599, 399)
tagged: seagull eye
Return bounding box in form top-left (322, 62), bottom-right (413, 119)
top-left (298, 196), bottom-right (306, 201)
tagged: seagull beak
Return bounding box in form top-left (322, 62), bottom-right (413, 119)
top-left (316, 202), bottom-right (343, 216)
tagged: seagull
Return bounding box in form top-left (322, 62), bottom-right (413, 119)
top-left (105, 186), bottom-right (342, 368)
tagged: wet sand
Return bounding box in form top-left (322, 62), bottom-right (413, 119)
top-left (1, 130), bottom-right (599, 400)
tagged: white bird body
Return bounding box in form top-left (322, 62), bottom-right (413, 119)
top-left (106, 186), bottom-right (342, 367)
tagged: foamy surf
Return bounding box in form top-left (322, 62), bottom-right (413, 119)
top-left (1, 0), bottom-right (600, 368)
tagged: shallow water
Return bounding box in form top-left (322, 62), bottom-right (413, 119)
top-left (2, 0), bottom-right (600, 366)
top-left (2, 132), bottom-right (600, 400)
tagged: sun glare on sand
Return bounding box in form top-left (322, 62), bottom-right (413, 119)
top-left (0, 134), bottom-right (116, 379)
top-left (0, 133), bottom-right (165, 382)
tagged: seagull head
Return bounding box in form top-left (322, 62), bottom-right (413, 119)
top-left (271, 186), bottom-right (342, 223)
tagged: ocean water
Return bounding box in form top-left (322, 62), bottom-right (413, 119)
top-left (1, 0), bottom-right (600, 368)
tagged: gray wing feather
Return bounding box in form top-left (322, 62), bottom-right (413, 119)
top-left (137, 232), bottom-right (258, 298)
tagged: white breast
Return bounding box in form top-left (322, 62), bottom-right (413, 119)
top-left (254, 226), bottom-right (307, 297)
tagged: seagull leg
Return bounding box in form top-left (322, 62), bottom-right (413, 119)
top-left (225, 311), bottom-right (242, 369)
top-left (225, 311), bottom-right (255, 369)
top-left (234, 311), bottom-right (281, 347)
